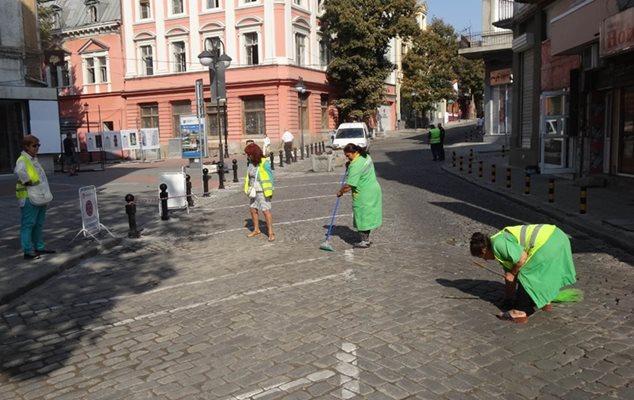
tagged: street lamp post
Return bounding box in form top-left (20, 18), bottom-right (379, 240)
top-left (198, 41), bottom-right (231, 189)
top-left (411, 91), bottom-right (417, 131)
top-left (295, 77), bottom-right (306, 158)
top-left (84, 102), bottom-right (93, 162)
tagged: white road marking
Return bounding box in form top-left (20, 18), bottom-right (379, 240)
top-left (204, 193), bottom-right (343, 212)
top-left (344, 249), bottom-right (354, 262)
top-left (337, 342), bottom-right (360, 398)
top-left (226, 370), bottom-right (336, 400)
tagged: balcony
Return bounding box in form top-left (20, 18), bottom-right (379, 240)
top-left (458, 30), bottom-right (513, 59)
top-left (493, 0), bottom-right (515, 29)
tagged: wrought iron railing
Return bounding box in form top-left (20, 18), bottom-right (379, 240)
top-left (459, 30), bottom-right (513, 50)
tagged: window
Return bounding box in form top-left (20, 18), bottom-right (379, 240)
top-left (140, 103), bottom-right (159, 128)
top-left (243, 96), bottom-right (265, 135)
top-left (61, 61), bottom-right (70, 87)
top-left (52, 12), bottom-right (61, 29)
top-left (244, 32), bottom-right (259, 65)
top-left (140, 45), bottom-right (154, 75)
top-left (86, 58), bottom-right (95, 83)
top-left (88, 5), bottom-right (98, 22)
top-left (205, 0), bottom-right (219, 9)
top-left (172, 0), bottom-right (184, 14)
top-left (320, 95), bottom-right (329, 129)
top-left (244, 0), bottom-right (257, 3)
top-left (99, 56), bottom-right (107, 82)
top-left (319, 39), bottom-right (331, 66)
top-left (204, 37), bottom-right (222, 59)
top-left (140, 0), bottom-right (151, 19)
top-left (295, 34), bottom-right (306, 66)
top-left (172, 41), bottom-right (187, 72)
top-left (293, 0), bottom-right (302, 5)
top-left (172, 101), bottom-right (192, 138)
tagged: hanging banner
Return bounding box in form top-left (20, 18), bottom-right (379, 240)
top-left (140, 128), bottom-right (160, 149)
top-left (180, 115), bottom-right (204, 158)
top-left (79, 185), bottom-right (101, 237)
top-left (86, 133), bottom-right (103, 152)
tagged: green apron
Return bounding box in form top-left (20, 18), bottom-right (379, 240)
top-left (346, 154), bottom-right (382, 231)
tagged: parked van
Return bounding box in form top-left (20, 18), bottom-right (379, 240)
top-left (331, 122), bottom-right (370, 151)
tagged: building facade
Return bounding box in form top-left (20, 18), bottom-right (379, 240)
top-left (1, 0), bottom-right (61, 174)
top-left (45, 0), bottom-right (400, 161)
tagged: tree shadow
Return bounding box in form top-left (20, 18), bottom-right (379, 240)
top-left (436, 278), bottom-right (505, 308)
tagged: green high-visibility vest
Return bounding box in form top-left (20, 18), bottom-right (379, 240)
top-left (429, 128), bottom-right (442, 144)
top-left (491, 224), bottom-right (557, 270)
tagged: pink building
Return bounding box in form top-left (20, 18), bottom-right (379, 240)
top-left (46, 0), bottom-right (397, 159)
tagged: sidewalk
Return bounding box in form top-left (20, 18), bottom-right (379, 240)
top-left (0, 150), bottom-right (319, 308)
top-left (441, 133), bottom-right (634, 255)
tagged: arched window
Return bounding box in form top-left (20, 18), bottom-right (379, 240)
top-left (88, 5), bottom-right (98, 22)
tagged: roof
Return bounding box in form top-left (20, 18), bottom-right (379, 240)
top-left (41, 0), bottom-right (120, 31)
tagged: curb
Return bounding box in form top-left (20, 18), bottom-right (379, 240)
top-left (442, 164), bottom-right (634, 255)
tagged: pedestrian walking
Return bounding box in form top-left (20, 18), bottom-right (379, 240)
top-left (281, 128), bottom-right (294, 164)
top-left (437, 123), bottom-right (446, 161)
top-left (336, 143), bottom-right (382, 248)
top-left (63, 132), bottom-right (79, 176)
top-left (470, 224), bottom-right (578, 323)
top-left (14, 135), bottom-right (55, 260)
top-left (428, 124), bottom-right (442, 161)
top-left (262, 133), bottom-right (271, 156)
top-left (244, 143), bottom-right (276, 242)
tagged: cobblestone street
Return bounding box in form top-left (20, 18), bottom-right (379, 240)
top-left (1, 132), bottom-right (633, 399)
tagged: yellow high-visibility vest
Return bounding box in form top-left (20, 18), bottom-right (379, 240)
top-left (491, 224), bottom-right (557, 270)
top-left (244, 161), bottom-right (273, 197)
top-left (15, 154), bottom-right (40, 199)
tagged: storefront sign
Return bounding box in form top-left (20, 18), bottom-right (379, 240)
top-left (600, 7), bottom-right (634, 57)
top-left (490, 68), bottom-right (513, 86)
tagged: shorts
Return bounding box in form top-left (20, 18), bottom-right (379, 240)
top-left (249, 192), bottom-right (272, 211)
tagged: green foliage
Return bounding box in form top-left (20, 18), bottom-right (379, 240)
top-left (37, 3), bottom-right (60, 51)
top-left (401, 18), bottom-right (484, 115)
top-left (321, 0), bottom-right (420, 123)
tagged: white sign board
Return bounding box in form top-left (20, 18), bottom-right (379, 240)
top-left (159, 172), bottom-right (187, 211)
top-left (120, 129), bottom-right (140, 150)
top-left (79, 185), bottom-right (101, 237)
top-left (86, 133), bottom-right (103, 152)
top-left (140, 128), bottom-right (160, 150)
top-left (103, 131), bottom-right (122, 151)
top-left (28, 100), bottom-right (60, 154)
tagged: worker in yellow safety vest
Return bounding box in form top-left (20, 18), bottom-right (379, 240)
top-left (14, 135), bottom-right (55, 260)
top-left (428, 124), bottom-right (442, 161)
top-left (243, 143), bottom-right (275, 241)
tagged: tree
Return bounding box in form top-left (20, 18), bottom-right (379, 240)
top-left (37, 2), bottom-right (61, 52)
top-left (401, 18), bottom-right (484, 119)
top-left (320, 0), bottom-right (420, 123)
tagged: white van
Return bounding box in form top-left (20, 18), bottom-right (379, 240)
top-left (331, 122), bottom-right (370, 151)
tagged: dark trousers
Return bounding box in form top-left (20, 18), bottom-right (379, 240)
top-left (284, 142), bottom-right (293, 163)
top-left (515, 281), bottom-right (536, 315)
top-left (430, 143), bottom-right (442, 160)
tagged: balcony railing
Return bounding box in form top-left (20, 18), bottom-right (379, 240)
top-left (459, 30), bottom-right (513, 50)
top-left (495, 0), bottom-right (515, 24)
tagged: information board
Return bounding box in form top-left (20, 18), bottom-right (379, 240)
top-left (140, 128), bottom-right (160, 150)
top-left (159, 172), bottom-right (188, 211)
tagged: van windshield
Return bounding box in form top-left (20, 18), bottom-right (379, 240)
top-left (336, 128), bottom-right (365, 139)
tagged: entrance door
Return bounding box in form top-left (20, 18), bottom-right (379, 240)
top-left (619, 87), bottom-right (634, 175)
top-left (540, 92), bottom-right (573, 173)
top-left (0, 101), bottom-right (25, 174)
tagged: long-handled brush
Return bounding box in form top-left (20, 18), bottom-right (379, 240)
top-left (319, 170), bottom-right (348, 252)
top-left (472, 260), bottom-right (583, 303)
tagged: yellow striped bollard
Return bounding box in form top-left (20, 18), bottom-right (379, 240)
top-left (468, 157), bottom-right (472, 174)
top-left (491, 164), bottom-right (496, 183)
top-left (580, 186), bottom-right (587, 214)
top-left (506, 168), bottom-right (512, 188)
top-left (459, 156), bottom-right (463, 172)
top-left (548, 178), bottom-right (555, 203)
top-left (478, 161), bottom-right (483, 178)
top-left (524, 173), bottom-right (531, 195)
top-left (452, 151), bottom-right (456, 168)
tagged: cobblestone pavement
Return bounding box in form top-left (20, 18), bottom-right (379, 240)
top-left (1, 131), bottom-right (633, 399)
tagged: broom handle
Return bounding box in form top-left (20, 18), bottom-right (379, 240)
top-left (325, 170), bottom-right (348, 241)
top-left (472, 260), bottom-right (504, 278)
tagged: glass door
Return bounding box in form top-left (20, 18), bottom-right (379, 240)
top-left (540, 92), bottom-right (573, 172)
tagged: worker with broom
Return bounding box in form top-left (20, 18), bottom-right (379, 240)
top-left (336, 143), bottom-right (382, 249)
top-left (470, 224), bottom-right (578, 323)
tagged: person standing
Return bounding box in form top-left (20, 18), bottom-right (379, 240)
top-left (244, 143), bottom-right (276, 242)
top-left (437, 123), bottom-right (446, 161)
top-left (470, 224), bottom-right (577, 323)
top-left (63, 132), bottom-right (79, 176)
top-left (336, 143), bottom-right (382, 248)
top-left (428, 124), bottom-right (442, 161)
top-left (281, 128), bottom-right (294, 164)
top-left (262, 133), bottom-right (271, 156)
top-left (15, 135), bottom-right (55, 260)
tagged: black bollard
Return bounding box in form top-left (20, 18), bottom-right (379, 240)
top-left (459, 156), bottom-right (463, 172)
top-left (125, 194), bottom-right (141, 238)
top-left (293, 148), bottom-right (298, 162)
top-left (186, 174), bottom-right (194, 207)
top-left (202, 168), bottom-right (210, 197)
top-left (300, 146), bottom-right (304, 160)
top-left (217, 161), bottom-right (225, 189)
top-left (305, 145), bottom-right (309, 158)
top-left (279, 150), bottom-right (284, 167)
top-left (310, 143), bottom-right (314, 155)
top-left (321, 141), bottom-right (325, 153)
top-left (478, 161), bottom-right (483, 178)
top-left (502, 145), bottom-right (506, 157)
top-left (270, 152), bottom-right (275, 170)
top-left (159, 183), bottom-right (169, 221)
top-left (524, 172), bottom-right (531, 195)
top-left (232, 159), bottom-right (239, 182)
top-left (491, 164), bottom-right (496, 183)
top-left (506, 168), bottom-right (512, 188)
top-left (548, 178), bottom-right (555, 203)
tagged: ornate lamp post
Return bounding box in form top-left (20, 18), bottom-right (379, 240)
top-left (295, 77), bottom-right (306, 156)
top-left (198, 41), bottom-right (231, 189)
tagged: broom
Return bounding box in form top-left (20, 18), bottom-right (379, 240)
top-left (472, 260), bottom-right (583, 303)
top-left (319, 169), bottom-right (348, 252)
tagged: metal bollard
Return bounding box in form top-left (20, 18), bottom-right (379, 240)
top-left (125, 194), bottom-right (141, 238)
top-left (580, 186), bottom-right (587, 214)
top-left (300, 146), bottom-right (304, 160)
top-left (506, 168), bottom-right (512, 188)
top-left (217, 161), bottom-right (225, 189)
top-left (491, 164), bottom-right (496, 183)
top-left (452, 152), bottom-right (456, 168)
top-left (270, 152), bottom-right (275, 170)
top-left (322, 141), bottom-right (326, 153)
top-left (502, 145), bottom-right (506, 157)
top-left (159, 183), bottom-right (169, 220)
top-left (310, 143), bottom-right (314, 155)
top-left (305, 145), bottom-right (309, 158)
top-left (293, 148), bottom-right (298, 162)
top-left (468, 158), bottom-right (472, 174)
top-left (186, 174), bottom-right (194, 207)
top-left (478, 161), bottom-right (483, 178)
top-left (279, 150), bottom-right (284, 167)
top-left (232, 159), bottom-right (239, 183)
top-left (469, 149), bottom-right (473, 159)
top-left (524, 172), bottom-right (531, 195)
top-left (203, 168), bottom-right (210, 197)
top-left (459, 156), bottom-right (463, 172)
top-left (548, 178), bottom-right (555, 203)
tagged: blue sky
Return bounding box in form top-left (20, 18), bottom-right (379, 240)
top-left (424, 0), bottom-right (483, 35)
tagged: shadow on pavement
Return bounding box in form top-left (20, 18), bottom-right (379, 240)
top-left (436, 278), bottom-right (504, 308)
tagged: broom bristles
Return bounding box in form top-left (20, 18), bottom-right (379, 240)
top-left (553, 288), bottom-right (583, 303)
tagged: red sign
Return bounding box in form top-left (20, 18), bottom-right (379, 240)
top-left (490, 68), bottom-right (512, 86)
top-left (600, 7), bottom-right (634, 57)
